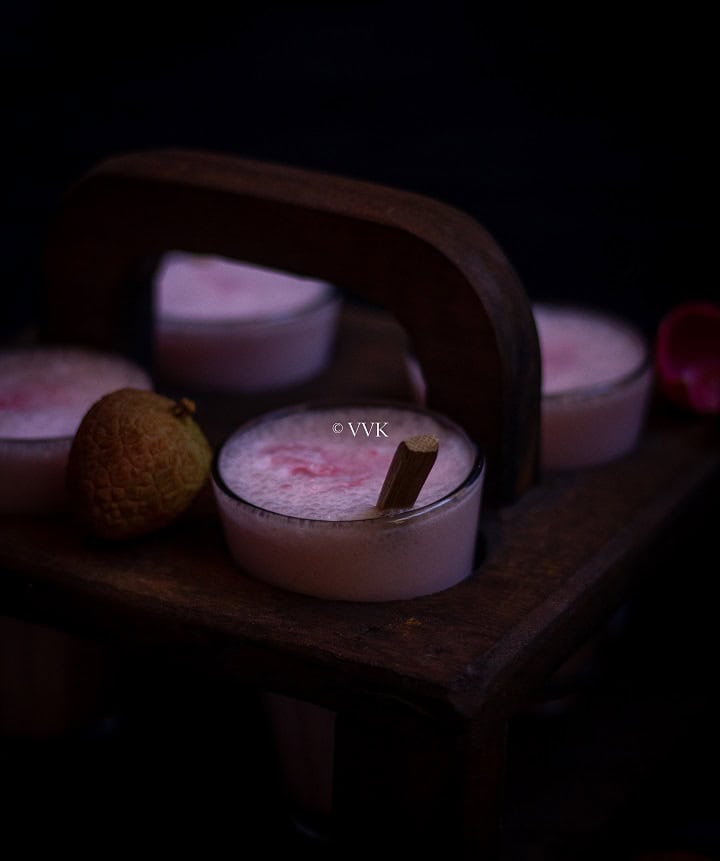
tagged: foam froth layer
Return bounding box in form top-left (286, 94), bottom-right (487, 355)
top-left (534, 304), bottom-right (648, 396)
top-left (533, 305), bottom-right (647, 395)
top-left (155, 252), bottom-right (332, 323)
top-left (0, 348), bottom-right (151, 439)
top-left (217, 406), bottom-right (477, 521)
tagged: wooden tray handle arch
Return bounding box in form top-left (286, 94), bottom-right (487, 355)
top-left (42, 149), bottom-right (540, 504)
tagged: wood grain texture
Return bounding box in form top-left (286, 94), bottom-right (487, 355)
top-left (376, 433), bottom-right (439, 510)
top-left (40, 149), bottom-right (540, 504)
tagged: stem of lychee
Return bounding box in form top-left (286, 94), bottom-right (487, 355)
top-left (172, 397), bottom-right (196, 419)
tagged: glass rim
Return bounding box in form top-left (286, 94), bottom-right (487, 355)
top-left (212, 399), bottom-right (485, 526)
top-left (534, 301), bottom-right (654, 403)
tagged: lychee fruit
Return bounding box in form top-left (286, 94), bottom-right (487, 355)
top-left (67, 388), bottom-right (213, 539)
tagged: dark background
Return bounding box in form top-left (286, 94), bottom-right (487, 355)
top-left (3, 1), bottom-right (715, 342)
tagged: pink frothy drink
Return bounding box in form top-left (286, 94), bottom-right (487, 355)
top-left (0, 347), bottom-right (151, 513)
top-left (534, 304), bottom-right (653, 470)
top-left (212, 403), bottom-right (484, 602)
top-left (153, 252), bottom-right (341, 391)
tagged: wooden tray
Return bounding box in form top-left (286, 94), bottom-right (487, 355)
top-left (2, 151), bottom-right (719, 854)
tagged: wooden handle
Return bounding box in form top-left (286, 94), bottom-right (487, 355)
top-left (41, 148), bottom-right (540, 504)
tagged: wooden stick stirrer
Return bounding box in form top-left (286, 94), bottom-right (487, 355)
top-left (376, 434), bottom-right (440, 511)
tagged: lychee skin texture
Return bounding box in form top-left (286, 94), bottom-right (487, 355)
top-left (67, 388), bottom-right (213, 539)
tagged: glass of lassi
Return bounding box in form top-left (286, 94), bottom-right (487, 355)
top-left (0, 346), bottom-right (152, 513)
top-left (153, 252), bottom-right (341, 392)
top-left (405, 305), bottom-right (653, 472)
top-left (533, 304), bottom-right (653, 470)
top-left (212, 402), bottom-right (484, 602)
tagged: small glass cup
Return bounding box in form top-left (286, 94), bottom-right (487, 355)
top-left (0, 346), bottom-right (151, 514)
top-left (211, 402), bottom-right (485, 602)
top-left (153, 252), bottom-right (341, 392)
top-left (534, 303), bottom-right (654, 470)
top-left (405, 305), bottom-right (653, 472)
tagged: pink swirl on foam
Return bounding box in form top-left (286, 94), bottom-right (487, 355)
top-left (0, 348), bottom-right (151, 439)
